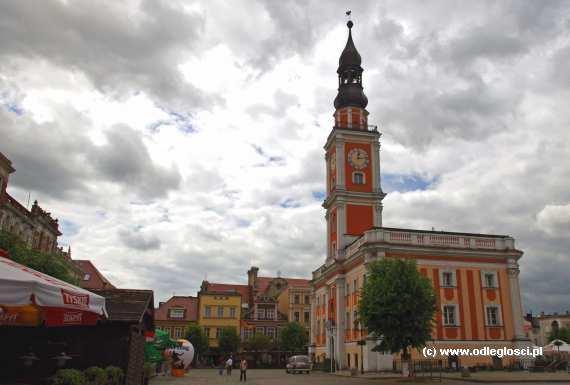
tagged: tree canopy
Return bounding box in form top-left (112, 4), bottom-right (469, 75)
top-left (358, 258), bottom-right (436, 359)
top-left (243, 332), bottom-right (273, 352)
top-left (0, 230), bottom-right (79, 285)
top-left (186, 323), bottom-right (208, 360)
top-left (218, 326), bottom-right (240, 354)
top-left (279, 322), bottom-right (308, 353)
top-left (548, 327), bottom-right (570, 343)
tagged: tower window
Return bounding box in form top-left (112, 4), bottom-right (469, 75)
top-left (353, 172), bottom-right (365, 184)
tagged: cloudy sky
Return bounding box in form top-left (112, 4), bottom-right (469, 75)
top-left (1, 0), bottom-right (569, 312)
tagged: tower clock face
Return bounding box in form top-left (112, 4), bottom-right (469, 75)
top-left (348, 148), bottom-right (369, 169)
top-left (330, 152), bottom-right (336, 171)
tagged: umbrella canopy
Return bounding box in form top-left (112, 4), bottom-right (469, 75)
top-left (0, 256), bottom-right (107, 326)
top-left (543, 339), bottom-right (570, 352)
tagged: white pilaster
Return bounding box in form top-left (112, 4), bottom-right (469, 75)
top-left (335, 277), bottom-right (347, 370)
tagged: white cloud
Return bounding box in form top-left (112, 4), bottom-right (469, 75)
top-left (1, 0), bottom-right (569, 313)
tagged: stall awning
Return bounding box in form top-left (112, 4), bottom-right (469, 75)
top-left (0, 256), bottom-right (107, 327)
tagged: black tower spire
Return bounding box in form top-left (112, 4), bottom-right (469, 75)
top-left (334, 20), bottom-right (368, 109)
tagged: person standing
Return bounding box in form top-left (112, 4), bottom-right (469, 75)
top-left (240, 359), bottom-right (248, 382)
top-left (226, 356), bottom-right (233, 376)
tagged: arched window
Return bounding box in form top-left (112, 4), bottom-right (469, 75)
top-left (353, 172), bottom-right (365, 184)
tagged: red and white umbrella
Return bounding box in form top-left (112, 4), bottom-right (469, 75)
top-left (0, 256), bottom-right (107, 327)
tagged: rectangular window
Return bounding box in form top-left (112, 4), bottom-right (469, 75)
top-left (174, 327), bottom-right (182, 339)
top-left (346, 312), bottom-right (350, 330)
top-left (484, 273), bottom-right (496, 288)
top-left (205, 306), bottom-right (211, 318)
top-left (266, 327), bottom-right (276, 339)
top-left (164, 327), bottom-right (171, 337)
top-left (204, 327), bottom-right (210, 338)
top-left (353, 310), bottom-right (358, 329)
top-left (216, 328), bottom-right (222, 338)
top-left (294, 295), bottom-right (300, 304)
top-left (346, 283), bottom-right (350, 295)
top-left (294, 311), bottom-right (300, 322)
top-left (442, 271), bottom-right (455, 287)
top-left (267, 308), bottom-right (275, 320)
top-left (243, 328), bottom-right (252, 340)
top-left (304, 311), bottom-right (310, 324)
top-left (217, 306), bottom-right (224, 318)
top-left (353, 172), bottom-right (364, 184)
top-left (230, 307), bottom-right (236, 318)
top-left (353, 278), bottom-right (357, 292)
top-left (443, 305), bottom-right (457, 326)
top-left (486, 306), bottom-right (500, 326)
top-left (257, 308), bottom-right (266, 319)
top-left (169, 308), bottom-right (185, 319)
top-left (255, 326), bottom-right (264, 335)
top-left (305, 295), bottom-right (310, 304)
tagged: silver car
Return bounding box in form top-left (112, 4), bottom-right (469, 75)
top-left (286, 355), bottom-right (311, 374)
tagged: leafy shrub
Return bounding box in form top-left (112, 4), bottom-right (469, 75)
top-left (51, 369), bottom-right (87, 385)
top-left (105, 366), bottom-right (124, 385)
top-left (84, 367), bottom-right (107, 385)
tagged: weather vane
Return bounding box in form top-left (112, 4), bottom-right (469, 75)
top-left (346, 10), bottom-right (352, 20)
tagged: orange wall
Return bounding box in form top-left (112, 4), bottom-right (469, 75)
top-left (346, 204), bottom-right (373, 236)
top-left (386, 253), bottom-right (515, 342)
top-left (344, 143), bottom-right (372, 193)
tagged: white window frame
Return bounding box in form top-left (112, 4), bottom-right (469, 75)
top-left (257, 308), bottom-right (266, 320)
top-left (204, 327), bottom-right (210, 338)
top-left (485, 305), bottom-right (502, 326)
top-left (352, 171), bottom-right (365, 185)
top-left (442, 304), bottom-right (459, 326)
top-left (229, 307), bottom-right (236, 318)
top-left (174, 327), bottom-right (182, 339)
top-left (169, 308), bottom-right (185, 319)
top-left (243, 328), bottom-right (252, 340)
top-left (440, 270), bottom-right (456, 287)
top-left (267, 308), bottom-right (275, 320)
top-left (217, 306), bottom-right (224, 318)
top-left (481, 271), bottom-right (498, 288)
top-left (266, 327), bottom-right (276, 339)
top-left (205, 306), bottom-right (211, 318)
top-left (255, 326), bottom-right (264, 335)
top-left (294, 311), bottom-right (300, 322)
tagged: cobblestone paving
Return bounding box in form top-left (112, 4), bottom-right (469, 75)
top-left (149, 369), bottom-right (563, 385)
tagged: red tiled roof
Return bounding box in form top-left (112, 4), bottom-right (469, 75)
top-left (155, 296), bottom-right (198, 321)
top-left (204, 282), bottom-right (250, 299)
top-left (74, 260), bottom-right (115, 290)
top-left (256, 276), bottom-right (311, 294)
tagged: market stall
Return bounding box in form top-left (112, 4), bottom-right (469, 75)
top-left (0, 256), bottom-right (107, 327)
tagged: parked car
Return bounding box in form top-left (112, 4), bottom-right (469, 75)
top-left (286, 355), bottom-right (311, 374)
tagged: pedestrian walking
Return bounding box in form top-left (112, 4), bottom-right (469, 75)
top-left (226, 356), bottom-right (233, 376)
top-left (239, 359), bottom-right (248, 382)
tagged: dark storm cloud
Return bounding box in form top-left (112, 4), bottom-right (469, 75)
top-left (0, 107), bottom-right (180, 200)
top-left (0, 0), bottom-right (215, 110)
top-left (89, 126), bottom-right (181, 199)
top-left (118, 228), bottom-right (161, 251)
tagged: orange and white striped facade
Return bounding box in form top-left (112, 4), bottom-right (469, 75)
top-left (311, 105), bottom-right (530, 371)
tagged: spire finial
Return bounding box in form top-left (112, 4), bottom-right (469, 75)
top-left (345, 10), bottom-right (353, 29)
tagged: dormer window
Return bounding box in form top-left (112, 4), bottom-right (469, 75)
top-left (352, 172), bottom-right (365, 184)
top-left (169, 308), bottom-right (185, 319)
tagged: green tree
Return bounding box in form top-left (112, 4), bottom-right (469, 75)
top-left (218, 326), bottom-right (240, 354)
top-left (548, 327), bottom-right (570, 344)
top-left (186, 323), bottom-right (208, 363)
top-left (243, 332), bottom-right (273, 352)
top-left (359, 258), bottom-right (436, 360)
top-left (279, 322), bottom-right (308, 353)
top-left (0, 230), bottom-right (79, 285)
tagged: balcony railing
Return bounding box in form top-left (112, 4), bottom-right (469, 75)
top-left (345, 228), bottom-right (515, 258)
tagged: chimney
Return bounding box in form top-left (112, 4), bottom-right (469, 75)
top-left (248, 266), bottom-right (259, 288)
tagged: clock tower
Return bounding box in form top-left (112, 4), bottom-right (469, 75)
top-left (324, 20), bottom-right (385, 263)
